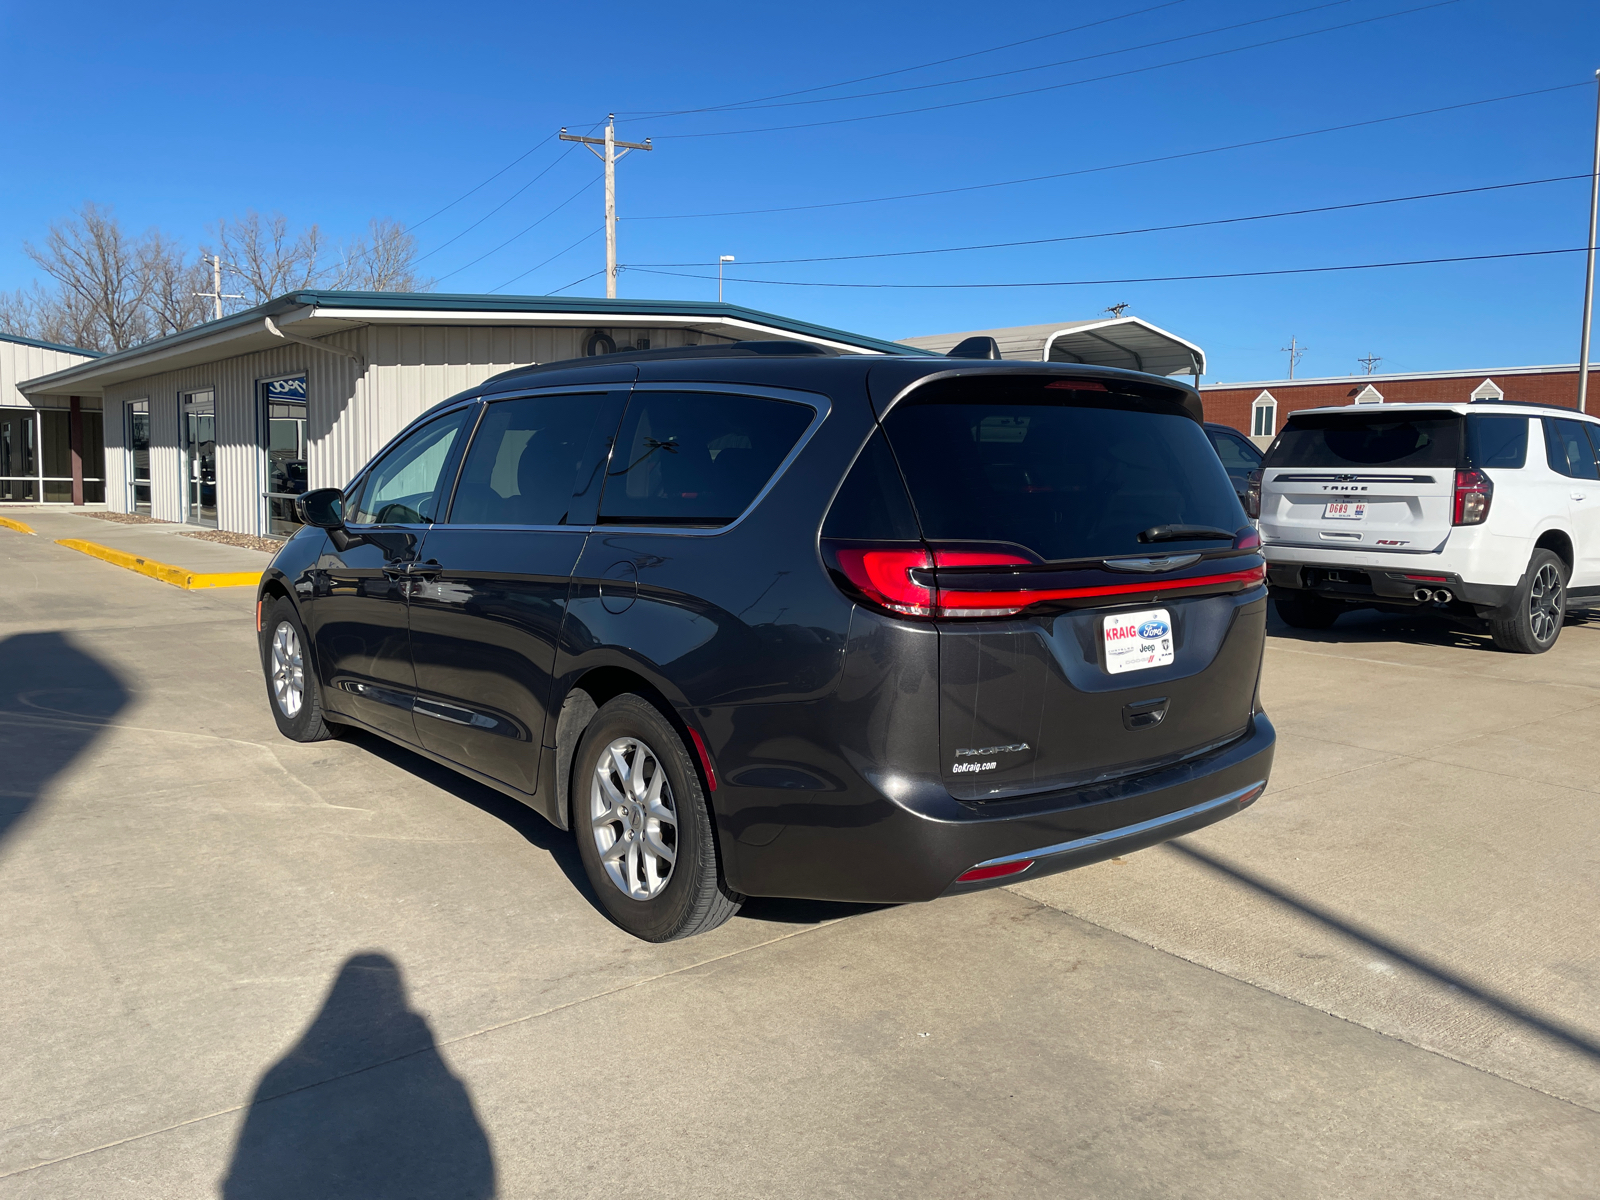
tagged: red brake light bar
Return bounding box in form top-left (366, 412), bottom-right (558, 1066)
top-left (833, 547), bottom-right (1265, 619)
top-left (957, 859), bottom-right (1034, 882)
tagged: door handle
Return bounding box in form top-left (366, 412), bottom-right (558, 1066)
top-left (1573, 492), bottom-right (1587, 501)
top-left (383, 562), bottom-right (442, 581)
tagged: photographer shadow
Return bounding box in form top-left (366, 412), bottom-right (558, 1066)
top-left (221, 953), bottom-right (495, 1199)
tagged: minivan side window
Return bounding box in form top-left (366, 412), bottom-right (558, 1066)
top-left (599, 391), bottom-right (814, 527)
top-left (448, 395), bottom-right (601, 526)
top-left (1542, 418), bottom-right (1600, 481)
top-left (346, 408), bottom-right (473, 526)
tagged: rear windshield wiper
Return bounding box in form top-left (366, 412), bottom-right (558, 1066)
top-left (1138, 524), bottom-right (1236, 543)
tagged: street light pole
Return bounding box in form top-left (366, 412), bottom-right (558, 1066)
top-left (719, 255), bottom-right (735, 303)
top-left (1579, 70), bottom-right (1600, 414)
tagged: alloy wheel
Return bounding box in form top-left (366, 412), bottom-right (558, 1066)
top-left (1529, 563), bottom-right (1563, 643)
top-left (270, 621), bottom-right (305, 718)
top-left (590, 736), bottom-right (678, 901)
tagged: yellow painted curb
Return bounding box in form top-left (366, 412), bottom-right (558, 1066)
top-left (0, 516), bottom-right (35, 534)
top-left (54, 539), bottom-right (262, 590)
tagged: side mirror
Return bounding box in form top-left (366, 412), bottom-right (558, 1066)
top-left (296, 488), bottom-right (346, 530)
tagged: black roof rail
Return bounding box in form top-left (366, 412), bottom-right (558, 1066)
top-left (1468, 397), bottom-right (1580, 411)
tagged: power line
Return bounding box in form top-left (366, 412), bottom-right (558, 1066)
top-left (620, 0), bottom-right (1196, 119)
top-left (653, 0), bottom-right (1362, 117)
top-left (549, 268), bottom-right (606, 296)
top-left (411, 142), bottom-right (585, 266)
top-left (490, 228), bottom-right (603, 293)
top-left (431, 176), bottom-right (599, 285)
top-left (626, 82), bottom-right (1590, 220)
top-left (626, 174), bottom-right (1591, 267)
top-left (652, 0), bottom-right (1464, 140)
top-left (624, 246), bottom-right (1591, 290)
top-left (404, 134), bottom-right (559, 234)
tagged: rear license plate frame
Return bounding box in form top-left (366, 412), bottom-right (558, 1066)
top-left (1323, 501), bottom-right (1367, 520)
top-left (1103, 607), bottom-right (1175, 675)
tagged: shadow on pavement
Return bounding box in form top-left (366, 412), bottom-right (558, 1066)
top-left (738, 896), bottom-right (893, 924)
top-left (1168, 841), bottom-right (1600, 1062)
top-left (0, 631), bottom-right (129, 850)
top-left (221, 953), bottom-right (496, 1199)
top-left (338, 727), bottom-right (600, 911)
top-left (1267, 600), bottom-right (1600, 652)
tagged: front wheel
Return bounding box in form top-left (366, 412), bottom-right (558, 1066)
top-left (572, 695), bottom-right (742, 941)
top-left (1488, 550), bottom-right (1566, 654)
top-left (260, 596), bottom-right (340, 741)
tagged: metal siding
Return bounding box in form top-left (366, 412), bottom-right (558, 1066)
top-left (88, 323), bottom-right (738, 532)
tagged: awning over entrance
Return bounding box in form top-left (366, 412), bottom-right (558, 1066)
top-left (900, 317), bottom-right (1205, 378)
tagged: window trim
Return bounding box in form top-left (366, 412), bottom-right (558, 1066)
top-left (1470, 378), bottom-right (1504, 403)
top-left (1251, 390), bottom-right (1277, 438)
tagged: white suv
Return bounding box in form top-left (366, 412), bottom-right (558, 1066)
top-left (1249, 400), bottom-right (1600, 653)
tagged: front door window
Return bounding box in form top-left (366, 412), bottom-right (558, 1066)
top-left (0, 409), bottom-right (38, 502)
top-left (263, 378), bottom-right (308, 537)
top-left (183, 390), bottom-right (217, 527)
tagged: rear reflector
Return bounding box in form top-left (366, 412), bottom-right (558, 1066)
top-left (255, 599), bottom-right (262, 633)
top-left (1403, 573), bottom-right (1449, 583)
top-left (688, 727), bottom-right (718, 792)
top-left (957, 859), bottom-right (1035, 883)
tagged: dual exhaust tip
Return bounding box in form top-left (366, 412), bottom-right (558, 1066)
top-left (1413, 586), bottom-right (1454, 604)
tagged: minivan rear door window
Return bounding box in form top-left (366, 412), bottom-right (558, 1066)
top-left (599, 391), bottom-right (814, 527)
top-left (881, 380), bottom-right (1243, 561)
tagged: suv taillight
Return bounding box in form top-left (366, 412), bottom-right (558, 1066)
top-left (1453, 468), bottom-right (1492, 525)
top-left (1244, 469), bottom-right (1262, 519)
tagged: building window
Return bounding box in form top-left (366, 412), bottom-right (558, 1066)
top-left (1471, 378), bottom-right (1504, 403)
top-left (0, 404), bottom-right (103, 503)
top-left (1351, 384), bottom-right (1384, 405)
top-left (261, 376), bottom-right (308, 537)
top-left (1251, 391), bottom-right (1277, 438)
top-left (127, 400), bottom-right (151, 513)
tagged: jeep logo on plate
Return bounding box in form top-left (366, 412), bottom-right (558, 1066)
top-left (1138, 619), bottom-right (1170, 639)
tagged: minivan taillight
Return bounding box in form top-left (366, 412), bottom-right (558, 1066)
top-left (1453, 468), bottom-right (1492, 525)
top-left (1244, 468), bottom-right (1262, 519)
top-left (833, 547), bottom-right (937, 616)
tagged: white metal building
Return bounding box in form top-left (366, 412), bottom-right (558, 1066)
top-left (900, 316), bottom-right (1207, 383)
top-left (1, 332), bottom-right (104, 504)
top-left (16, 291), bottom-right (920, 537)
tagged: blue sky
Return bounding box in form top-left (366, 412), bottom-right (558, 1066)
top-left (2, 0), bottom-right (1597, 382)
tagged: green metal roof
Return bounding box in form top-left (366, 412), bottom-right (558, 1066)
top-left (0, 330), bottom-right (103, 358)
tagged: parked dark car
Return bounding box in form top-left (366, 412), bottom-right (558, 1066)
top-left (1205, 421), bottom-right (1264, 506)
top-left (256, 344), bottom-right (1274, 940)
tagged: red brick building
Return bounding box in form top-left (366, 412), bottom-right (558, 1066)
top-left (1202, 363), bottom-right (1600, 444)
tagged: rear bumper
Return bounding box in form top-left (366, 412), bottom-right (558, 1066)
top-left (720, 712), bottom-right (1275, 904)
top-left (1265, 561), bottom-right (1515, 613)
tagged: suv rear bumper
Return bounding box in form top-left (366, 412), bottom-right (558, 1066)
top-left (721, 713), bottom-right (1275, 903)
top-left (1265, 562), bottom-right (1516, 612)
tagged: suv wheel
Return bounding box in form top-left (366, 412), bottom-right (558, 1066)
top-left (1272, 591), bottom-right (1342, 630)
top-left (1489, 549), bottom-right (1566, 654)
top-left (572, 695), bottom-right (743, 941)
top-left (260, 596), bottom-right (340, 741)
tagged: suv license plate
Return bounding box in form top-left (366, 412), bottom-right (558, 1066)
top-left (1103, 608), bottom-right (1174, 675)
top-left (1323, 501), bottom-right (1366, 520)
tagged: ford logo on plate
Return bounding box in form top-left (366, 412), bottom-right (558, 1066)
top-left (1138, 620), bottom-right (1170, 639)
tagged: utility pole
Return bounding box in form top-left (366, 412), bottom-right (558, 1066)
top-left (560, 115), bottom-right (652, 299)
top-left (719, 255), bottom-right (735, 303)
top-left (1358, 352), bottom-right (1382, 375)
top-left (1104, 302), bottom-right (1131, 318)
top-left (1578, 69), bottom-right (1600, 414)
top-left (1281, 336), bottom-right (1307, 380)
top-left (193, 254), bottom-right (242, 322)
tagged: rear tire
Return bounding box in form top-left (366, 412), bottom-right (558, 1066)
top-left (1273, 591), bottom-right (1342, 630)
top-left (1489, 549), bottom-right (1566, 654)
top-left (572, 695), bottom-right (742, 942)
top-left (260, 596), bottom-right (340, 742)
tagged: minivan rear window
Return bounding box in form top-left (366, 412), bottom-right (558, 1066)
top-left (880, 380), bottom-right (1242, 561)
top-left (1264, 412), bottom-right (1460, 469)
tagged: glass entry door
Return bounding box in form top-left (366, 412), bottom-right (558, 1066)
top-left (127, 400), bottom-right (151, 513)
top-left (183, 390), bottom-right (217, 527)
top-left (0, 409), bottom-right (38, 502)
top-left (263, 378), bottom-right (308, 537)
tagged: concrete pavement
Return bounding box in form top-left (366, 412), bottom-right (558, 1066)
top-left (1, 524), bottom-right (1596, 1197)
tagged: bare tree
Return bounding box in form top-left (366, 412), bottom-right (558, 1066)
top-left (337, 218), bottom-right (433, 293)
top-left (215, 211), bottom-right (327, 307)
top-left (24, 202), bottom-right (153, 351)
top-left (144, 232), bottom-right (214, 337)
top-left (0, 282), bottom-right (99, 349)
